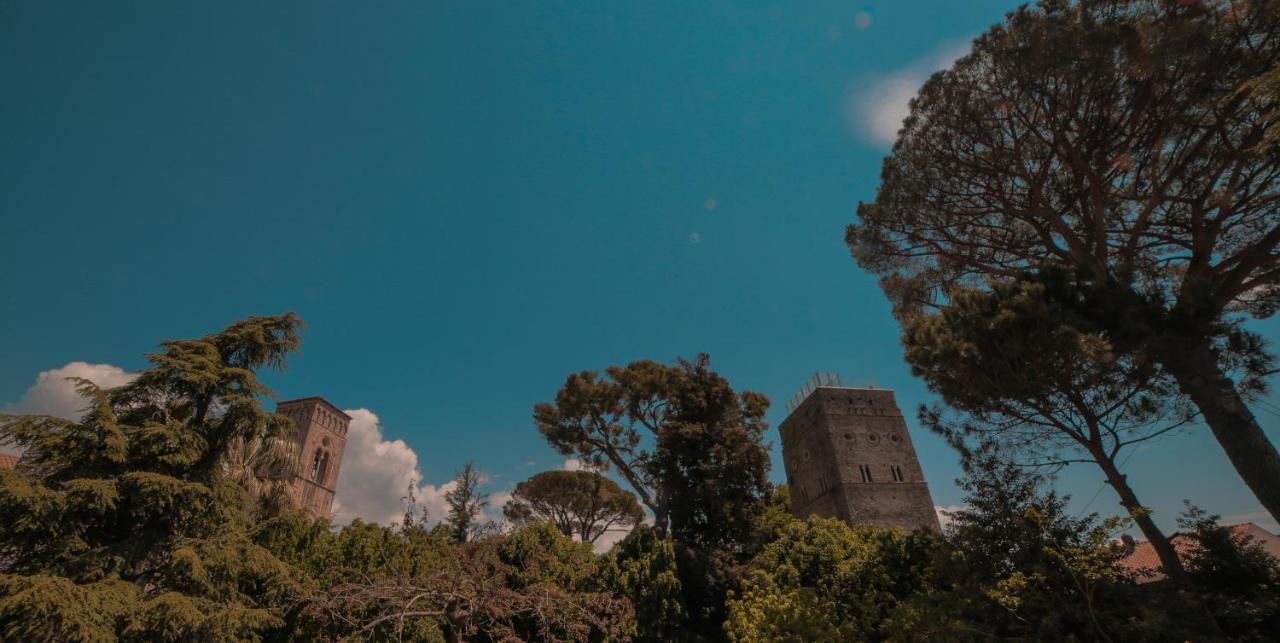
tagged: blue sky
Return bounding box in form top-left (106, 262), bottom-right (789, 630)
top-left (2, 1), bottom-right (1277, 534)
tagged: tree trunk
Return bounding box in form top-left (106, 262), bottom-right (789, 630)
top-left (1090, 447), bottom-right (1187, 583)
top-left (1089, 446), bottom-right (1220, 635)
top-left (1160, 334), bottom-right (1280, 526)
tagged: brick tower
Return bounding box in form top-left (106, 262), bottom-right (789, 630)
top-left (778, 376), bottom-right (940, 532)
top-left (277, 397), bottom-right (349, 518)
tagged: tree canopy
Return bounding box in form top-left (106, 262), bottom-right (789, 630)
top-left (503, 470), bottom-right (644, 544)
top-left (534, 353), bottom-right (773, 636)
top-left (0, 314), bottom-right (306, 641)
top-left (724, 516), bottom-right (936, 642)
top-left (905, 275), bottom-right (1199, 589)
top-left (1, 315), bottom-right (1277, 640)
top-left (445, 461), bottom-right (489, 544)
top-left (848, 0), bottom-right (1280, 524)
top-left (534, 353), bottom-right (771, 542)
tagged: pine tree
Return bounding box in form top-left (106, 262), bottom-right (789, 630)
top-left (503, 470), bottom-right (644, 544)
top-left (847, 0), bottom-right (1280, 526)
top-left (444, 461), bottom-right (488, 544)
top-left (0, 314), bottom-right (307, 641)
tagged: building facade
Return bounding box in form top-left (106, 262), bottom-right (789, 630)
top-left (277, 397), bottom-right (349, 518)
top-left (779, 384), bottom-right (940, 532)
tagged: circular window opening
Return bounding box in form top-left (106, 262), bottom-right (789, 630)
top-left (890, 434), bottom-right (901, 443)
top-left (844, 433), bottom-right (853, 441)
top-left (868, 434), bottom-right (879, 442)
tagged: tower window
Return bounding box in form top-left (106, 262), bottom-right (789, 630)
top-left (859, 465), bottom-right (873, 482)
top-left (891, 465), bottom-right (904, 482)
top-left (311, 449), bottom-right (330, 485)
top-left (890, 434), bottom-right (901, 443)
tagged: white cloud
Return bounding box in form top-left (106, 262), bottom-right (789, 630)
top-left (935, 504), bottom-right (966, 531)
top-left (3, 362), bottom-right (137, 420)
top-left (2, 362), bottom-right (138, 455)
top-left (851, 41), bottom-right (971, 147)
top-left (486, 489), bottom-right (514, 526)
top-left (592, 524), bottom-right (633, 553)
top-left (332, 408), bottom-right (454, 527)
top-left (332, 408), bottom-right (514, 530)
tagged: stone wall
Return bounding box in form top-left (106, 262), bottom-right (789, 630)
top-left (779, 386), bottom-right (940, 533)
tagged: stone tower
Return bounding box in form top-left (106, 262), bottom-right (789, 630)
top-left (779, 379), bottom-right (940, 532)
top-left (277, 397), bottom-right (349, 518)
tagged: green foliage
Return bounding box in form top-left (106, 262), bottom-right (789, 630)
top-left (724, 516), bottom-right (936, 642)
top-left (536, 354), bottom-right (772, 637)
top-left (651, 355), bottom-right (772, 555)
top-left (504, 470), bottom-right (644, 544)
top-left (893, 450), bottom-right (1170, 641)
top-left (0, 574), bottom-right (138, 642)
top-left (903, 275), bottom-right (1177, 417)
top-left (496, 522), bottom-right (601, 590)
top-left (1178, 503), bottom-right (1280, 639)
top-left (534, 354), bottom-right (771, 539)
top-left (0, 314), bottom-right (308, 641)
top-left (445, 461), bottom-right (489, 544)
top-left (600, 525), bottom-right (687, 641)
top-left (904, 275), bottom-right (1203, 594)
top-left (848, 0), bottom-right (1280, 527)
top-left (849, 0), bottom-right (1280, 322)
top-left (121, 592), bottom-right (280, 642)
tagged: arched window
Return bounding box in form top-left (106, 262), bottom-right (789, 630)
top-left (310, 449), bottom-right (330, 484)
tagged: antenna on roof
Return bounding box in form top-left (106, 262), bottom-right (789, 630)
top-left (785, 372), bottom-right (844, 415)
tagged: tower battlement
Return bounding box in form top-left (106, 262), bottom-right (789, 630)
top-left (779, 381), bottom-right (939, 533)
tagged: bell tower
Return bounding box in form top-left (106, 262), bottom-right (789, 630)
top-left (277, 397), bottom-right (350, 518)
top-left (778, 374), bottom-right (940, 532)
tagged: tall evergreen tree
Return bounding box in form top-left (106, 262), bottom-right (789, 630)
top-left (535, 353), bottom-right (772, 636)
top-left (905, 276), bottom-right (1197, 589)
top-left (897, 445), bottom-right (1177, 640)
top-left (534, 354), bottom-right (770, 541)
top-left (444, 461), bottom-right (488, 544)
top-left (847, 0), bottom-right (1280, 523)
top-left (0, 314), bottom-right (306, 641)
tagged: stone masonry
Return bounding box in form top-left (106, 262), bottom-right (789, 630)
top-left (779, 385), bottom-right (940, 532)
top-left (277, 397), bottom-right (349, 519)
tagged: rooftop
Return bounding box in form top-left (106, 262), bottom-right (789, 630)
top-left (784, 372), bottom-right (891, 415)
top-left (277, 396), bottom-right (352, 421)
top-left (1118, 523), bottom-right (1280, 583)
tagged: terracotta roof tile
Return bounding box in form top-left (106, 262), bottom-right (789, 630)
top-left (1118, 523), bottom-right (1280, 583)
top-left (0, 453), bottom-right (19, 471)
